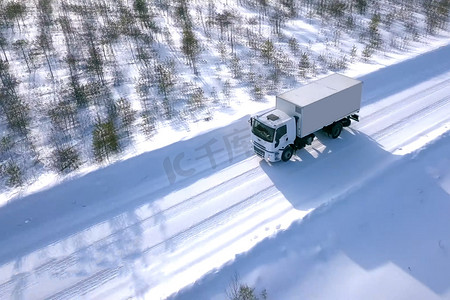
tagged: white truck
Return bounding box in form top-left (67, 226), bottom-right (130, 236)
top-left (250, 73), bottom-right (363, 162)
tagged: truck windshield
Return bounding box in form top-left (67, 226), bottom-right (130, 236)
top-left (252, 119), bottom-right (275, 142)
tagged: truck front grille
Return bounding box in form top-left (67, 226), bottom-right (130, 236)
top-left (254, 146), bottom-right (265, 158)
top-left (254, 141), bottom-right (266, 150)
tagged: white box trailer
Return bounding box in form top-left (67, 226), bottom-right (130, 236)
top-left (276, 73), bottom-right (362, 138)
top-left (250, 73), bottom-right (363, 162)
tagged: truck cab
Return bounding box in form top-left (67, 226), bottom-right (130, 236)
top-left (250, 109), bottom-right (296, 162)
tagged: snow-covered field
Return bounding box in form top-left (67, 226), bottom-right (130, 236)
top-left (0, 38), bottom-right (449, 300)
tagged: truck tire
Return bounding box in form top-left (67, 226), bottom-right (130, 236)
top-left (294, 138), bottom-right (305, 149)
top-left (341, 118), bottom-right (351, 127)
top-left (281, 146), bottom-right (293, 162)
top-left (329, 122), bottom-right (343, 139)
top-left (305, 134), bottom-right (315, 145)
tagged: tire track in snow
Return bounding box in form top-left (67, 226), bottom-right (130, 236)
top-left (0, 273), bottom-right (33, 300)
top-left (140, 185), bottom-right (279, 259)
top-left (371, 95), bottom-right (450, 142)
top-left (359, 77), bottom-right (450, 128)
top-left (45, 267), bottom-right (122, 300)
top-left (151, 193), bottom-right (296, 280)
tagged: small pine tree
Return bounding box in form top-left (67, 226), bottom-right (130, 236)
top-left (117, 98), bottom-right (137, 137)
top-left (0, 35), bottom-right (9, 61)
top-left (368, 13), bottom-right (382, 49)
top-left (299, 52), bottom-right (310, 78)
top-left (48, 100), bottom-right (78, 131)
top-left (140, 110), bottom-right (156, 137)
top-left (355, 0), bottom-right (368, 15)
top-left (350, 45), bottom-right (357, 61)
top-left (155, 60), bottom-right (175, 101)
top-left (133, 0), bottom-right (148, 16)
top-left (226, 273), bottom-right (267, 300)
top-left (288, 37), bottom-right (299, 53)
top-left (0, 136), bottom-right (14, 155)
top-left (92, 118), bottom-right (120, 162)
top-left (230, 54), bottom-right (242, 79)
top-left (37, 0), bottom-right (53, 27)
top-left (4, 98), bottom-right (31, 135)
top-left (189, 87), bottom-right (205, 110)
top-left (424, 0), bottom-right (450, 34)
top-left (328, 0), bottom-right (347, 18)
top-left (12, 39), bottom-right (31, 72)
top-left (87, 46), bottom-right (104, 82)
top-left (362, 44), bottom-right (372, 61)
top-left (181, 25), bottom-right (201, 74)
top-left (5, 161), bottom-right (23, 187)
top-left (236, 285), bottom-right (258, 300)
top-left (69, 75), bottom-right (88, 107)
top-left (52, 146), bottom-right (80, 173)
top-left (5, 1), bottom-right (27, 29)
top-left (261, 39), bottom-right (274, 64)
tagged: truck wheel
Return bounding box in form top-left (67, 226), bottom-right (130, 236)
top-left (329, 122), bottom-right (343, 139)
top-left (305, 134), bottom-right (315, 145)
top-left (341, 118), bottom-right (351, 127)
top-left (294, 138), bottom-right (305, 149)
top-left (281, 146), bottom-right (293, 162)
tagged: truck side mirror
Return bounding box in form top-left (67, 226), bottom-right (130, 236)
top-left (249, 117), bottom-right (253, 126)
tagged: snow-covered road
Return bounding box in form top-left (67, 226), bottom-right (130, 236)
top-left (0, 45), bottom-right (449, 300)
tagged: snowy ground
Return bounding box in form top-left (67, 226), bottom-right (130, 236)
top-left (175, 130), bottom-right (450, 300)
top-left (0, 42), bottom-right (449, 299)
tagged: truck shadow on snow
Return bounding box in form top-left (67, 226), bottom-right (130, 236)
top-left (259, 127), bottom-right (396, 212)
